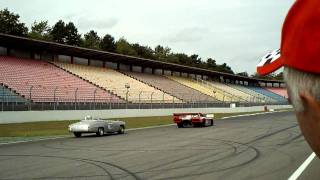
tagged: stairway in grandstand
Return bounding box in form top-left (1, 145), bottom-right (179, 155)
top-left (0, 56), bottom-right (123, 103)
top-left (54, 62), bottom-right (182, 103)
top-left (122, 71), bottom-right (218, 102)
top-left (0, 84), bottom-right (28, 103)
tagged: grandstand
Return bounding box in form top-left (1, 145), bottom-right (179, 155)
top-left (0, 56), bottom-right (122, 103)
top-left (54, 62), bottom-right (181, 103)
top-left (123, 71), bottom-right (218, 102)
top-left (0, 33), bottom-right (288, 110)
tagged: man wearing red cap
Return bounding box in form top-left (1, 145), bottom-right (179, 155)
top-left (257, 0), bottom-right (320, 157)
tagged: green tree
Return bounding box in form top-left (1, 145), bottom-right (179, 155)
top-left (28, 21), bottom-right (51, 40)
top-left (236, 72), bottom-right (249, 77)
top-left (190, 54), bottom-right (202, 67)
top-left (51, 20), bottom-right (66, 44)
top-left (274, 72), bottom-right (284, 80)
top-left (82, 30), bottom-right (101, 49)
top-left (115, 38), bottom-right (137, 56)
top-left (132, 43), bottom-right (155, 59)
top-left (154, 45), bottom-right (171, 61)
top-left (51, 20), bottom-right (81, 46)
top-left (217, 63), bottom-right (234, 74)
top-left (0, 8), bottom-right (28, 36)
top-left (100, 34), bottom-right (116, 52)
top-left (65, 22), bottom-right (81, 46)
top-left (206, 58), bottom-right (217, 70)
top-left (173, 53), bottom-right (191, 65)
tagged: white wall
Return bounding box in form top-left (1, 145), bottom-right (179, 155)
top-left (58, 55), bottom-right (70, 63)
top-left (0, 46), bottom-right (7, 55)
top-left (90, 60), bottom-right (103, 67)
top-left (0, 105), bottom-right (292, 124)
top-left (106, 61), bottom-right (117, 69)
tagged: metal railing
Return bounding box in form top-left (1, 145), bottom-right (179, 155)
top-left (0, 85), bottom-right (289, 111)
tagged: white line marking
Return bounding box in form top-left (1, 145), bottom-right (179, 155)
top-left (288, 152), bottom-right (316, 180)
top-left (221, 110), bottom-right (291, 119)
top-left (127, 124), bottom-right (175, 131)
top-left (0, 136), bottom-right (67, 145)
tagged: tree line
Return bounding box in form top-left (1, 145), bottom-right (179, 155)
top-left (0, 8), bottom-right (283, 79)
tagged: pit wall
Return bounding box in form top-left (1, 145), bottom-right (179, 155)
top-left (0, 105), bottom-right (292, 124)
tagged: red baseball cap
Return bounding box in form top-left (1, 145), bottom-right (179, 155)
top-left (257, 0), bottom-right (320, 76)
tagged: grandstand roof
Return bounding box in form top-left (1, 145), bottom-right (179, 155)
top-left (0, 33), bottom-right (284, 84)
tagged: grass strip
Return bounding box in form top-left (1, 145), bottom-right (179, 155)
top-left (0, 110), bottom-right (284, 137)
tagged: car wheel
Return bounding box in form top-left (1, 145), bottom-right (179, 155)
top-left (211, 120), bottom-right (214, 126)
top-left (202, 120), bottom-right (207, 127)
top-left (177, 123), bottom-right (183, 128)
top-left (182, 121), bottom-right (190, 128)
top-left (74, 132), bottom-right (81, 138)
top-left (118, 125), bottom-right (125, 134)
top-left (96, 127), bottom-right (104, 137)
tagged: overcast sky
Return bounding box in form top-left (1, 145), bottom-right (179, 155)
top-left (1, 0), bottom-right (294, 74)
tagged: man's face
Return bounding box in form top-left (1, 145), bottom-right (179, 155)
top-left (293, 91), bottom-right (320, 156)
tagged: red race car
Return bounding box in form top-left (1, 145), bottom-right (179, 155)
top-left (173, 113), bottom-right (214, 128)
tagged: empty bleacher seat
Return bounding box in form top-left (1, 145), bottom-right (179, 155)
top-left (54, 62), bottom-right (181, 103)
top-left (123, 71), bottom-right (218, 102)
top-left (0, 56), bottom-right (122, 103)
top-left (265, 87), bottom-right (288, 98)
top-left (247, 86), bottom-right (287, 102)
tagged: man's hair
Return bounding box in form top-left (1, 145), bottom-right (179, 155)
top-left (284, 67), bottom-right (320, 112)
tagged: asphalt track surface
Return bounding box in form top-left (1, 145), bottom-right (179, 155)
top-left (0, 111), bottom-right (319, 180)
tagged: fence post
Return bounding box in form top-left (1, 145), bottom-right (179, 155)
top-left (172, 96), bottom-right (175, 109)
top-left (93, 88), bottom-right (97, 110)
top-left (53, 86), bottom-right (58, 110)
top-left (162, 92), bottom-right (165, 108)
top-left (138, 91), bottom-right (142, 109)
top-left (29, 85), bottom-right (33, 111)
top-left (1, 85), bottom-right (4, 112)
top-left (150, 92), bottom-right (154, 109)
top-left (74, 88), bottom-right (78, 110)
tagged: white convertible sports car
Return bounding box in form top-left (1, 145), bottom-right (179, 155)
top-left (68, 116), bottom-right (126, 137)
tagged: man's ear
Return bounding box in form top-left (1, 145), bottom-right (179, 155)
top-left (299, 91), bottom-right (320, 112)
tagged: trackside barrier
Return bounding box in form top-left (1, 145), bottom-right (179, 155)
top-left (0, 105), bottom-right (292, 124)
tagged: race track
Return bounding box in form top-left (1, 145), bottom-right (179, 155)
top-left (0, 111), bottom-right (319, 180)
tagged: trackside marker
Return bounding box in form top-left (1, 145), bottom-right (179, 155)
top-left (288, 152), bottom-right (316, 180)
